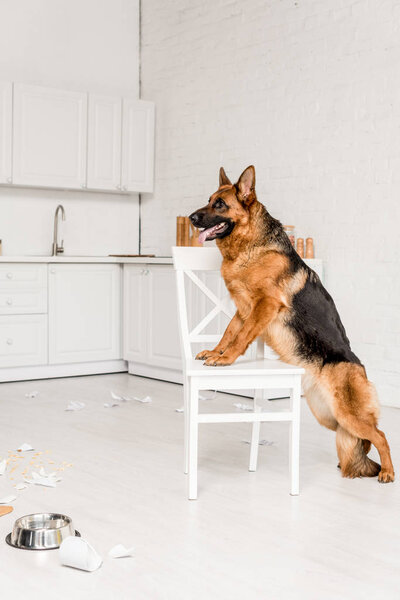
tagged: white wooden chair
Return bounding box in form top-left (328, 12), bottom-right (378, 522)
top-left (172, 246), bottom-right (304, 500)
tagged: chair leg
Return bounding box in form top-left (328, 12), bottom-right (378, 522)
top-left (183, 377), bottom-right (190, 474)
top-left (289, 379), bottom-right (301, 495)
top-left (249, 389), bottom-right (262, 472)
top-left (188, 381), bottom-right (199, 500)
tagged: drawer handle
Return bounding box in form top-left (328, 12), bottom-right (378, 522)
top-left (6, 272), bottom-right (13, 279)
top-left (6, 298), bottom-right (12, 305)
top-left (6, 338), bottom-right (13, 345)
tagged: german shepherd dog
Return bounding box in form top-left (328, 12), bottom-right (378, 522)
top-left (189, 165), bottom-right (394, 483)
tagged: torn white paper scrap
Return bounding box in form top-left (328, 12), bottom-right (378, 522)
top-left (199, 390), bottom-right (217, 401)
top-left (59, 536), bottom-right (103, 572)
top-left (15, 482), bottom-right (27, 491)
top-left (242, 439), bottom-right (274, 446)
top-left (0, 494), bottom-right (16, 504)
top-left (111, 390), bottom-right (151, 403)
top-left (110, 391), bottom-right (133, 402)
top-left (65, 401), bottom-right (85, 411)
top-left (134, 395), bottom-right (152, 403)
top-left (17, 443), bottom-right (34, 452)
top-left (233, 403), bottom-right (253, 411)
top-left (0, 459), bottom-right (6, 475)
top-left (108, 544), bottom-right (135, 559)
top-left (30, 470), bottom-right (61, 486)
top-left (30, 472), bottom-right (57, 488)
top-left (175, 407), bottom-right (184, 413)
top-left (25, 391), bottom-right (38, 399)
top-left (37, 467), bottom-right (61, 482)
top-left (104, 402), bottom-right (119, 408)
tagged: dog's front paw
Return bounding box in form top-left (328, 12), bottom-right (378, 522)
top-left (378, 469), bottom-right (395, 483)
top-left (196, 349), bottom-right (219, 361)
top-left (204, 353), bottom-right (236, 367)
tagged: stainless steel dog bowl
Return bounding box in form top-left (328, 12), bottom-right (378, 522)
top-left (6, 513), bottom-right (80, 550)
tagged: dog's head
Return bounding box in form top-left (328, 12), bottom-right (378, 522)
top-left (189, 166), bottom-right (256, 244)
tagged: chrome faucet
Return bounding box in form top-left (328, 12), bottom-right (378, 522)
top-left (52, 205), bottom-right (66, 256)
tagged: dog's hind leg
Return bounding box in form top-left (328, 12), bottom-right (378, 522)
top-left (303, 376), bottom-right (338, 432)
top-left (336, 425), bottom-right (381, 478)
top-left (327, 363), bottom-right (394, 483)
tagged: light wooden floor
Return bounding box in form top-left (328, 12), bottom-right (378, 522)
top-left (0, 373), bottom-right (398, 600)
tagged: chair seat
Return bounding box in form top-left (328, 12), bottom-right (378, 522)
top-left (186, 356), bottom-right (305, 376)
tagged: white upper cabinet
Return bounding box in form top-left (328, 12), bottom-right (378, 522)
top-left (122, 99), bottom-right (155, 193)
top-left (1, 82), bottom-right (154, 193)
top-left (0, 82), bottom-right (12, 184)
top-left (13, 84), bottom-right (87, 189)
top-left (87, 94), bottom-right (122, 191)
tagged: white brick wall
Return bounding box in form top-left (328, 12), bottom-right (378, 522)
top-left (141, 0), bottom-right (400, 406)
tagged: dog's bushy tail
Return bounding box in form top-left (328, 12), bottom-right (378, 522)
top-left (336, 426), bottom-right (380, 478)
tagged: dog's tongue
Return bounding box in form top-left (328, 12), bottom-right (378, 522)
top-left (198, 225), bottom-right (219, 244)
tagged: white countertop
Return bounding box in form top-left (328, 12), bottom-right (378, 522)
top-left (0, 255), bottom-right (322, 271)
top-left (0, 255), bottom-right (174, 264)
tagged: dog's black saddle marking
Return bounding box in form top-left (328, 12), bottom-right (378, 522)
top-left (289, 266), bottom-right (361, 366)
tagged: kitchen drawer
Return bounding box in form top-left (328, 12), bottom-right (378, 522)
top-left (0, 288), bottom-right (47, 314)
top-left (0, 314), bottom-right (47, 367)
top-left (0, 264), bottom-right (47, 288)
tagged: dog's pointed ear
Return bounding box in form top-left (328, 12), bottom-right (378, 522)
top-left (219, 167), bottom-right (231, 187)
top-left (236, 165), bottom-right (256, 204)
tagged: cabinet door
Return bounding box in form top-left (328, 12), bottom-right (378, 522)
top-left (0, 314), bottom-right (47, 367)
top-left (49, 264), bottom-right (121, 364)
top-left (123, 265), bottom-right (147, 362)
top-left (13, 84), bottom-right (87, 189)
top-left (146, 266), bottom-right (181, 370)
top-left (87, 94), bottom-right (122, 191)
top-left (121, 99), bottom-right (154, 193)
top-left (0, 82), bottom-right (12, 184)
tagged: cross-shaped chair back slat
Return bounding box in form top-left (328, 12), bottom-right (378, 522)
top-left (172, 247), bottom-right (236, 363)
top-left (173, 246), bottom-right (277, 368)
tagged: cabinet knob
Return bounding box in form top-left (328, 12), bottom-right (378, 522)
top-left (116, 184), bottom-right (121, 190)
top-left (81, 183), bottom-right (87, 189)
top-left (6, 272), bottom-right (13, 279)
top-left (6, 177), bottom-right (12, 184)
top-left (6, 298), bottom-right (12, 305)
top-left (6, 338), bottom-right (13, 345)
top-left (50, 268), bottom-right (56, 274)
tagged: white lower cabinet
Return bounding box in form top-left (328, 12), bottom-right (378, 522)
top-left (124, 265), bottom-right (181, 375)
top-left (0, 258), bottom-right (323, 383)
top-left (146, 266), bottom-right (181, 370)
top-left (49, 264), bottom-right (121, 364)
top-left (0, 314), bottom-right (47, 367)
top-left (123, 265), bottom-right (147, 363)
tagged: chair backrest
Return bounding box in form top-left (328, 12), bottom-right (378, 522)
top-left (173, 246), bottom-right (234, 364)
top-left (173, 246), bottom-right (273, 365)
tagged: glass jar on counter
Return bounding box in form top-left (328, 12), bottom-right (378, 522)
top-left (284, 225), bottom-right (296, 247)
